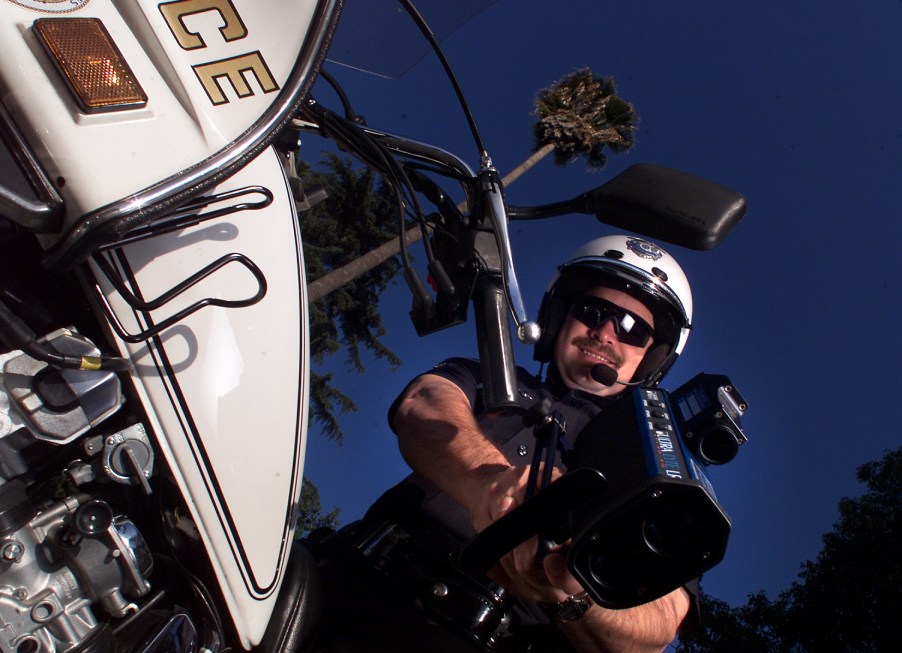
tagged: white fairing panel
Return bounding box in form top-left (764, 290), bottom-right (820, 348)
top-left (0, 0), bottom-right (327, 646)
top-left (90, 147), bottom-right (309, 648)
top-left (0, 0), bottom-right (328, 222)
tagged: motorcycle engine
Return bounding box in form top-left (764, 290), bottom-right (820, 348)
top-left (0, 328), bottom-right (158, 652)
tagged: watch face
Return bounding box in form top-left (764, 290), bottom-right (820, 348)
top-left (542, 592), bottom-right (593, 623)
top-left (4, 0), bottom-right (92, 13)
top-left (560, 596), bottom-right (591, 620)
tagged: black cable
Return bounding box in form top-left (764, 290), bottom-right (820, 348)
top-left (315, 68), bottom-right (360, 122)
top-left (309, 101), bottom-right (438, 272)
top-left (0, 298), bottom-right (131, 372)
top-left (398, 0), bottom-right (487, 159)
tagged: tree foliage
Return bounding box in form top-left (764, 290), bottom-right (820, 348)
top-left (533, 68), bottom-right (639, 170)
top-left (297, 477), bottom-right (340, 537)
top-left (307, 68), bottom-right (638, 307)
top-left (292, 67), bottom-right (643, 537)
top-left (677, 446), bottom-right (902, 652)
top-left (298, 70), bottom-right (638, 440)
top-left (298, 154), bottom-right (402, 443)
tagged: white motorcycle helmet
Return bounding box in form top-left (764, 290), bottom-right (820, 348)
top-left (534, 235), bottom-right (693, 386)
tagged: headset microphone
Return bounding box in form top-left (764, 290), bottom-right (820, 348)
top-left (591, 363), bottom-right (649, 388)
top-left (590, 363), bottom-right (618, 387)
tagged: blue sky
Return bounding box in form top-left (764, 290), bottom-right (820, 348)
top-left (302, 0), bottom-right (902, 607)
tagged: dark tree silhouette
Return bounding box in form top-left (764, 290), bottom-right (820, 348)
top-left (678, 446), bottom-right (902, 653)
top-left (298, 154), bottom-right (401, 443)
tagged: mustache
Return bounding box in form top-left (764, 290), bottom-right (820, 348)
top-left (571, 337), bottom-right (623, 368)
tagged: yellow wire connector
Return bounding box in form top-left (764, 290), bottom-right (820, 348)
top-left (79, 356), bottom-right (103, 371)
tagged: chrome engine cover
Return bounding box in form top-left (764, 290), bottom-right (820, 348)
top-left (0, 331), bottom-right (156, 652)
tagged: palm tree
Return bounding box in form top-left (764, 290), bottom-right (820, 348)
top-left (306, 67), bottom-right (638, 302)
top-left (530, 67), bottom-right (638, 171)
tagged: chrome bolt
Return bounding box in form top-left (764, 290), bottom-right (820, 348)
top-left (1, 541), bottom-right (24, 562)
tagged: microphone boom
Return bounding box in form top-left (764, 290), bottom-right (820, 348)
top-left (590, 363), bottom-right (618, 387)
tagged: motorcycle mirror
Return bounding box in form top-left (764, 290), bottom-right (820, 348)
top-left (507, 163), bottom-right (746, 250)
top-left (585, 163), bottom-right (746, 250)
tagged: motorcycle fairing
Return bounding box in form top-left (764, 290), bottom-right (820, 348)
top-left (89, 146), bottom-right (309, 649)
top-left (0, 0), bottom-right (340, 266)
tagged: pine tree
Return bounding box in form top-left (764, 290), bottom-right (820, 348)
top-left (298, 154), bottom-right (401, 443)
top-left (306, 68), bottom-right (638, 303)
top-left (296, 478), bottom-right (340, 537)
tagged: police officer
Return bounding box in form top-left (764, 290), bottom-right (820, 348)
top-left (313, 235), bottom-right (696, 653)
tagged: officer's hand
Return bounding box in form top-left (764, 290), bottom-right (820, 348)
top-left (469, 465), bottom-right (583, 603)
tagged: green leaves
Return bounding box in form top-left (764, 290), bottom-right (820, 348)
top-left (298, 154), bottom-right (402, 443)
top-left (297, 477), bottom-right (340, 537)
top-left (533, 68), bottom-right (639, 170)
top-left (297, 69), bottom-right (639, 443)
top-left (678, 447), bottom-right (902, 652)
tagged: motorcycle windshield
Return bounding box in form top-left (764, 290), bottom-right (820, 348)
top-left (326, 0), bottom-right (499, 78)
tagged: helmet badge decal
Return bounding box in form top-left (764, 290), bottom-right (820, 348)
top-left (626, 238), bottom-right (664, 261)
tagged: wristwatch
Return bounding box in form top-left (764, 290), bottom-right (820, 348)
top-left (539, 590), bottom-right (594, 624)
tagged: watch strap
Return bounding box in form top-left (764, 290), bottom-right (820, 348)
top-left (539, 590), bottom-right (594, 624)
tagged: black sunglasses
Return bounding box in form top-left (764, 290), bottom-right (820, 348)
top-left (568, 296), bottom-right (655, 348)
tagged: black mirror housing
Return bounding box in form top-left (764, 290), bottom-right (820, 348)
top-left (586, 163), bottom-right (746, 250)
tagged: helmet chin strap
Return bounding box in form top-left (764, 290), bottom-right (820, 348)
top-left (628, 343), bottom-right (679, 388)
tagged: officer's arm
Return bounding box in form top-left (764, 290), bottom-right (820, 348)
top-left (394, 374), bottom-right (691, 652)
top-left (558, 586), bottom-right (690, 653)
top-left (392, 374), bottom-right (523, 521)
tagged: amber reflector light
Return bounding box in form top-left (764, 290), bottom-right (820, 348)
top-left (33, 18), bottom-right (147, 114)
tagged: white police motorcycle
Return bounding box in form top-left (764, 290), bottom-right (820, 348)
top-left (0, 1), bottom-right (746, 651)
